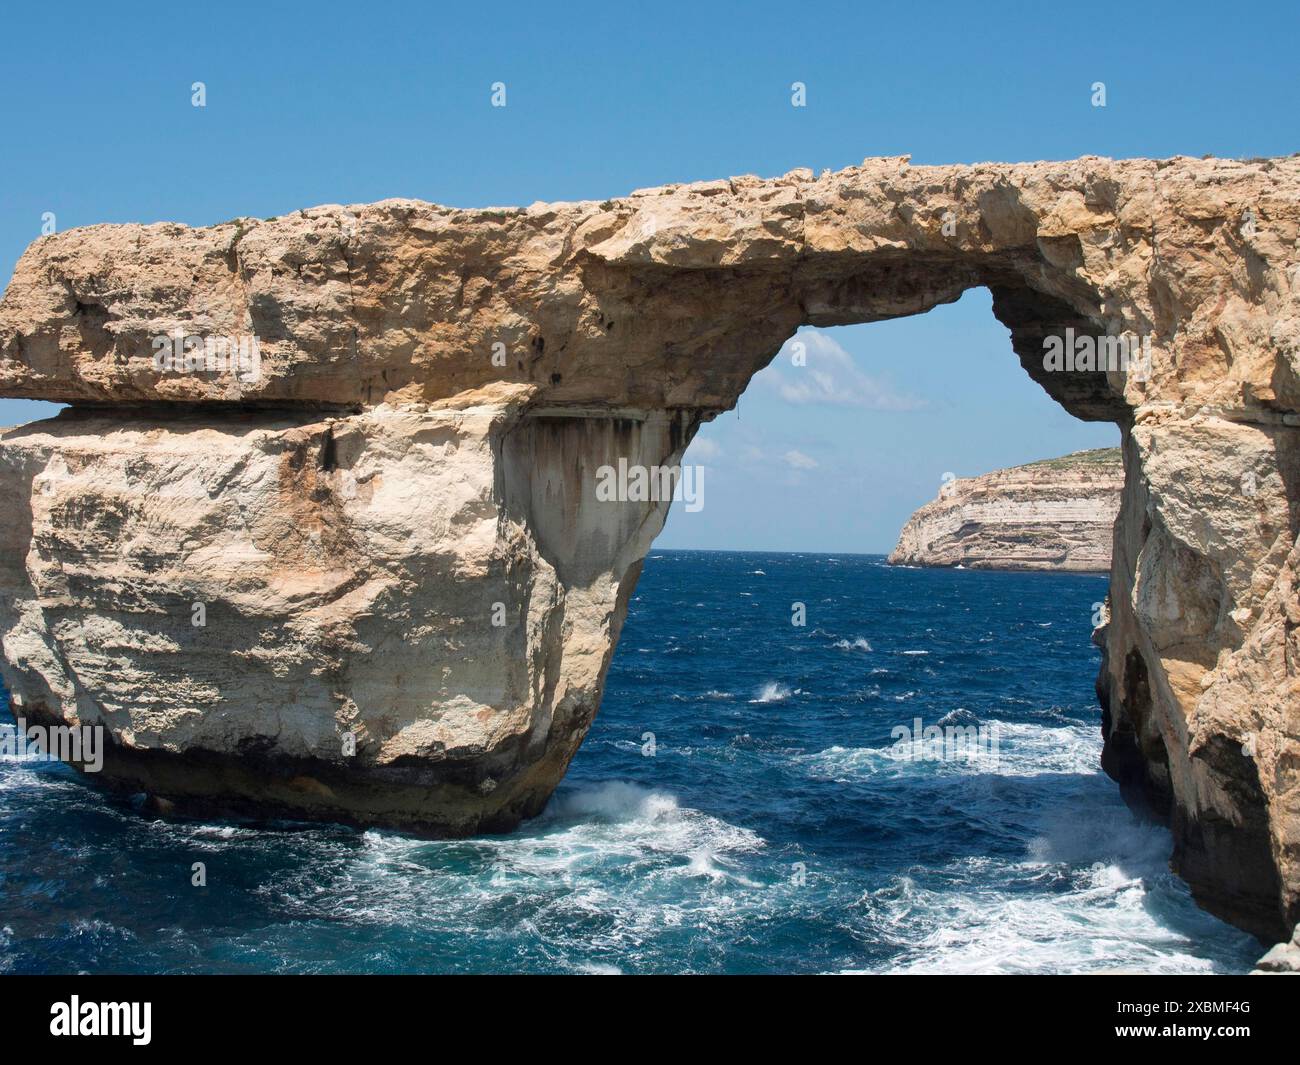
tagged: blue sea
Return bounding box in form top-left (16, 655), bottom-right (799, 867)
top-left (0, 551), bottom-right (1261, 974)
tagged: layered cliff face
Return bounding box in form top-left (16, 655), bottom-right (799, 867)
top-left (0, 396), bottom-right (686, 830)
top-left (1, 155), bottom-right (1297, 941)
top-left (889, 448), bottom-right (1122, 571)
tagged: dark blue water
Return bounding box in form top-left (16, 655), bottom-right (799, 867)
top-left (0, 551), bottom-right (1260, 973)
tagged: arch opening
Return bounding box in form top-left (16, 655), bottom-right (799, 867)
top-left (553, 292), bottom-right (1259, 971)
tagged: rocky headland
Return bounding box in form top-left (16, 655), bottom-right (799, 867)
top-left (888, 448), bottom-right (1122, 571)
top-left (1, 154), bottom-right (1297, 943)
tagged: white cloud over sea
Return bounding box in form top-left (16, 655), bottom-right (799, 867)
top-left (761, 330), bottom-right (923, 410)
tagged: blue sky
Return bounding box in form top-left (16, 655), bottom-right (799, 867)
top-left (1, 1), bottom-right (1295, 550)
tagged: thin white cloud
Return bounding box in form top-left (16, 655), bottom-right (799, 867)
top-left (685, 437), bottom-right (721, 461)
top-left (763, 330), bottom-right (922, 410)
top-left (783, 449), bottom-right (818, 470)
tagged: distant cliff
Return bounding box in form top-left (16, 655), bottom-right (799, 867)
top-left (888, 449), bottom-right (1122, 572)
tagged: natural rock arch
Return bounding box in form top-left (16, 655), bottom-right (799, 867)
top-left (1, 155), bottom-right (1297, 941)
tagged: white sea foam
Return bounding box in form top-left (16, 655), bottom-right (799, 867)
top-left (574, 960), bottom-right (624, 975)
top-left (853, 813), bottom-right (1246, 975)
top-left (749, 682), bottom-right (792, 704)
top-left (262, 782), bottom-right (770, 943)
top-left (0, 755), bottom-right (83, 795)
top-left (802, 720), bottom-right (1102, 780)
top-left (804, 721), bottom-right (1257, 974)
top-left (833, 637), bottom-right (872, 652)
top-left (263, 781), bottom-right (779, 973)
top-left (0, 764), bottom-right (36, 793)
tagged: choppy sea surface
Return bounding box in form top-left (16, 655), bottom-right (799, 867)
top-left (0, 551), bottom-right (1261, 974)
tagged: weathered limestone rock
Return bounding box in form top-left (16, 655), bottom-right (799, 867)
top-left (889, 448), bottom-right (1121, 571)
top-left (1250, 925), bottom-right (1300, 974)
top-left (1, 154), bottom-right (1297, 941)
top-left (0, 393), bottom-right (684, 831)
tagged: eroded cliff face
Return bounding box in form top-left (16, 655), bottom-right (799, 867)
top-left (1, 154), bottom-right (1297, 940)
top-left (889, 449), bottom-right (1121, 571)
top-left (0, 393), bottom-right (688, 830)
top-left (1098, 414), bottom-right (1300, 940)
